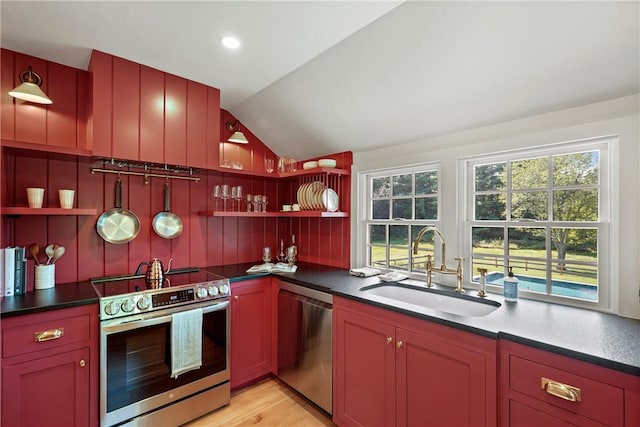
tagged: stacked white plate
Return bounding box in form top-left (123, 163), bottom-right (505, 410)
top-left (296, 181), bottom-right (339, 212)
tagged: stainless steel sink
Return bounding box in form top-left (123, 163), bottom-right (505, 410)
top-left (360, 281), bottom-right (501, 317)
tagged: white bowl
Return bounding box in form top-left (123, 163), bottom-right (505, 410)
top-left (318, 158), bottom-right (336, 168)
top-left (303, 161), bottom-right (318, 170)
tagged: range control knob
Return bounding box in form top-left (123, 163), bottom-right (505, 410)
top-left (137, 295), bottom-right (151, 310)
top-left (121, 298), bottom-right (135, 313)
top-left (197, 287), bottom-right (208, 299)
top-left (104, 301), bottom-right (120, 316)
top-left (208, 286), bottom-right (219, 297)
top-left (218, 283), bottom-right (230, 296)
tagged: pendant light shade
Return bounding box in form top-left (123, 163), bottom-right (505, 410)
top-left (225, 120), bottom-right (249, 144)
top-left (8, 66), bottom-right (53, 105)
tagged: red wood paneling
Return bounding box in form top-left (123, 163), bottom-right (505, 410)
top-left (112, 57), bottom-right (140, 161)
top-left (1, 49), bottom-right (15, 140)
top-left (206, 88), bottom-right (221, 169)
top-left (169, 178), bottom-right (190, 268)
top-left (13, 53), bottom-right (47, 144)
top-left (46, 62), bottom-right (77, 149)
top-left (89, 50), bottom-right (113, 158)
top-left (186, 81), bottom-right (207, 169)
top-left (127, 173), bottom-right (151, 274)
top-left (164, 74), bottom-right (187, 166)
top-left (139, 65), bottom-right (164, 164)
top-left (76, 162), bottom-right (104, 279)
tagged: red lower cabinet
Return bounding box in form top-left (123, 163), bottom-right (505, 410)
top-left (334, 297), bottom-right (497, 427)
top-left (1, 304), bottom-right (99, 427)
top-left (500, 340), bottom-right (639, 427)
top-left (230, 278), bottom-right (273, 389)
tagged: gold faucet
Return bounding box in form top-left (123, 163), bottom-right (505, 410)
top-left (412, 226), bottom-right (465, 293)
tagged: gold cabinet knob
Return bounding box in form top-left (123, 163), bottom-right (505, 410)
top-left (234, 295), bottom-right (239, 301)
top-left (386, 336), bottom-right (393, 344)
top-left (396, 340), bottom-right (403, 348)
top-left (79, 360), bottom-right (86, 367)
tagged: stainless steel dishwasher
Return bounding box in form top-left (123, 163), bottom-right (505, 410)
top-left (277, 280), bottom-right (333, 414)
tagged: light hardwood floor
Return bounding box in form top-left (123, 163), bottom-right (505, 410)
top-left (184, 378), bottom-right (336, 427)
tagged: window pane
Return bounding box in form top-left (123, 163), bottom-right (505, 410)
top-left (415, 197), bottom-right (437, 220)
top-left (512, 157), bottom-right (548, 190)
top-left (511, 191), bottom-right (548, 221)
top-left (507, 228), bottom-right (547, 281)
top-left (550, 227), bottom-right (598, 301)
top-left (370, 246), bottom-right (387, 269)
top-left (475, 194), bottom-right (506, 220)
top-left (415, 171), bottom-right (437, 195)
top-left (372, 200), bottom-right (390, 219)
top-left (471, 227), bottom-right (504, 283)
top-left (372, 177), bottom-right (391, 198)
top-left (392, 198), bottom-right (412, 219)
top-left (553, 189), bottom-right (598, 221)
top-left (389, 225), bottom-right (409, 271)
top-left (553, 151), bottom-right (599, 187)
top-left (392, 174), bottom-right (412, 196)
top-left (369, 224), bottom-right (386, 245)
top-left (475, 163), bottom-right (506, 191)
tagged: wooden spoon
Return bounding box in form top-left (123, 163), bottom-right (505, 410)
top-left (52, 246), bottom-right (65, 264)
top-left (29, 243), bottom-right (40, 266)
top-left (45, 244), bottom-right (55, 265)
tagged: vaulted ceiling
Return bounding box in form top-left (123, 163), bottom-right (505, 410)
top-left (2, 1), bottom-right (638, 159)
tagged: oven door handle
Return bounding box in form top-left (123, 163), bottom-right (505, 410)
top-left (102, 300), bottom-right (229, 334)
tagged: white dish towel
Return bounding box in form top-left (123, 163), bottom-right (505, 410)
top-left (171, 308), bottom-right (203, 379)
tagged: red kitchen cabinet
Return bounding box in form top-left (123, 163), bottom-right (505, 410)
top-left (334, 297), bottom-right (497, 427)
top-left (1, 48), bottom-right (89, 153)
top-left (1, 304), bottom-right (99, 427)
top-left (88, 50), bottom-right (220, 168)
top-left (230, 278), bottom-right (273, 389)
top-left (499, 339), bottom-right (639, 427)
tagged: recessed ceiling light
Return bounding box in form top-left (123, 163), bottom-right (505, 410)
top-left (222, 36), bottom-right (240, 49)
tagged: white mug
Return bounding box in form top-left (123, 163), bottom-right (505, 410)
top-left (27, 187), bottom-right (45, 208)
top-left (58, 189), bottom-right (75, 209)
top-left (282, 204), bottom-right (292, 212)
top-left (292, 204), bottom-right (301, 211)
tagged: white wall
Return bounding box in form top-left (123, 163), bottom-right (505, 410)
top-left (351, 94), bottom-right (640, 319)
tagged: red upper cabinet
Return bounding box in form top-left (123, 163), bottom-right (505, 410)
top-left (88, 50), bottom-right (220, 168)
top-left (1, 48), bottom-right (89, 152)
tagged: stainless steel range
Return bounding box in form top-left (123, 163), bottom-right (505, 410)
top-left (92, 268), bottom-right (230, 427)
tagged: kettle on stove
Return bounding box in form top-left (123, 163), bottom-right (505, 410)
top-left (135, 257), bottom-right (173, 289)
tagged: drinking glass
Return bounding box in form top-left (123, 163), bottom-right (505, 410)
top-left (245, 193), bottom-right (253, 212)
top-left (212, 185), bottom-right (221, 210)
top-left (262, 247), bottom-right (271, 263)
top-left (234, 186), bottom-right (243, 212)
top-left (286, 246), bottom-right (297, 265)
top-left (221, 184), bottom-right (230, 211)
top-left (261, 195), bottom-right (268, 213)
top-left (265, 158), bottom-right (275, 173)
top-left (253, 194), bottom-right (262, 213)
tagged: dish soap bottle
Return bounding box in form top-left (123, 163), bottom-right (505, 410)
top-left (504, 267), bottom-right (519, 302)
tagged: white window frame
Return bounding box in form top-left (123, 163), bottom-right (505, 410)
top-left (459, 136), bottom-right (616, 311)
top-left (357, 162), bottom-right (441, 275)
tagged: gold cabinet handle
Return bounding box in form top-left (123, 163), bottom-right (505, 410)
top-left (386, 336), bottom-right (393, 344)
top-left (79, 360), bottom-right (86, 367)
top-left (396, 340), bottom-right (403, 349)
top-left (34, 328), bottom-right (64, 342)
top-left (541, 377), bottom-right (582, 402)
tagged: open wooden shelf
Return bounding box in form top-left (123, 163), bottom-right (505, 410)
top-left (2, 207), bottom-right (98, 216)
top-left (198, 210), bottom-right (348, 218)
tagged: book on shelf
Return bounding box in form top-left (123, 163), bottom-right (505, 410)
top-left (246, 262), bottom-right (298, 274)
top-left (4, 247), bottom-right (15, 296)
top-left (14, 247), bottom-right (26, 295)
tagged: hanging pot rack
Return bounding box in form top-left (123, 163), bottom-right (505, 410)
top-left (90, 159), bottom-right (201, 184)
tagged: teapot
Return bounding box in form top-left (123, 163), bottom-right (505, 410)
top-left (135, 257), bottom-right (173, 289)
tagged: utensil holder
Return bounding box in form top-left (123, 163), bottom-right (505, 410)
top-left (35, 264), bottom-right (55, 290)
top-left (27, 187), bottom-right (45, 208)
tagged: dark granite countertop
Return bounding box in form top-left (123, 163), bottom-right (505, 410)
top-left (0, 280), bottom-right (99, 318)
top-left (3, 262), bottom-right (639, 376)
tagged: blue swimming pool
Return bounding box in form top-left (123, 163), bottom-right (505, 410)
top-left (480, 272), bottom-right (597, 300)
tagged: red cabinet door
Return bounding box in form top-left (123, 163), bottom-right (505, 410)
top-left (186, 80), bottom-right (208, 169)
top-left (139, 65), bottom-right (165, 164)
top-left (164, 73), bottom-right (187, 166)
top-left (334, 307), bottom-right (396, 427)
top-left (396, 327), bottom-right (490, 427)
top-left (2, 347), bottom-right (90, 427)
top-left (230, 278), bottom-right (272, 389)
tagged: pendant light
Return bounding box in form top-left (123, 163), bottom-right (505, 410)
top-left (8, 66), bottom-right (53, 105)
top-left (225, 120), bottom-right (249, 144)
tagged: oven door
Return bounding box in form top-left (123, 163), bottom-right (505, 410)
top-left (100, 300), bottom-right (229, 427)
